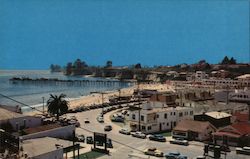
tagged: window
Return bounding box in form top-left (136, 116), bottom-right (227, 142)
top-left (170, 112), bottom-right (172, 115)
top-left (132, 114), bottom-right (135, 120)
top-left (164, 113), bottom-right (167, 119)
top-left (173, 112), bottom-right (176, 116)
top-left (148, 126), bottom-right (152, 130)
top-left (156, 114), bottom-right (159, 118)
top-left (167, 123), bottom-right (169, 126)
top-left (142, 126), bottom-right (146, 130)
top-left (173, 122), bottom-right (176, 126)
top-left (179, 112), bottom-right (183, 117)
top-left (190, 111), bottom-right (193, 115)
top-left (23, 119), bottom-right (26, 128)
top-left (141, 115), bottom-right (144, 121)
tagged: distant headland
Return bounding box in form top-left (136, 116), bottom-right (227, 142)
top-left (50, 56), bottom-right (250, 82)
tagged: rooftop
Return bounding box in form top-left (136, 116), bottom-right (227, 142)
top-left (22, 137), bottom-right (73, 158)
top-left (173, 120), bottom-right (215, 133)
top-left (233, 112), bottom-right (249, 123)
top-left (141, 105), bottom-right (192, 114)
top-left (0, 107), bottom-right (24, 121)
top-left (213, 123), bottom-right (250, 138)
top-left (205, 111), bottom-right (231, 119)
top-left (231, 122), bottom-right (250, 135)
top-left (23, 123), bottom-right (61, 134)
top-left (236, 74), bottom-right (250, 80)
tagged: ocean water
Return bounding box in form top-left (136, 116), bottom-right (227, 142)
top-left (0, 70), bottom-right (131, 111)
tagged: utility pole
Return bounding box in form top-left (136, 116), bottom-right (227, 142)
top-left (180, 90), bottom-right (183, 107)
top-left (42, 97), bottom-right (45, 114)
top-left (118, 89), bottom-right (121, 108)
top-left (90, 91), bottom-right (108, 115)
top-left (73, 130), bottom-right (76, 159)
top-left (226, 85), bottom-right (229, 105)
top-left (137, 80), bottom-right (141, 132)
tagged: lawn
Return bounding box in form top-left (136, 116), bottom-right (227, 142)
top-left (75, 151), bottom-right (105, 159)
top-left (159, 131), bottom-right (172, 137)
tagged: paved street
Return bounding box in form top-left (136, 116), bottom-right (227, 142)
top-left (67, 108), bottom-right (249, 159)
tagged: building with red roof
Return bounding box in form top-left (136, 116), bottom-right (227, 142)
top-left (173, 120), bottom-right (216, 141)
top-left (213, 122), bottom-right (250, 146)
top-left (232, 112), bottom-right (249, 123)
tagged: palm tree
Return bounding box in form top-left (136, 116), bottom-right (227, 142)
top-left (47, 94), bottom-right (69, 120)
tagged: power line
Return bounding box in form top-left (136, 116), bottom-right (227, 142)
top-left (0, 93), bottom-right (44, 113)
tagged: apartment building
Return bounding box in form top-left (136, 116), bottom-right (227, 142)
top-left (195, 71), bottom-right (208, 81)
top-left (128, 101), bottom-right (194, 133)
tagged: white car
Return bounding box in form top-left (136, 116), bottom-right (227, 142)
top-left (119, 128), bottom-right (130, 135)
top-left (144, 148), bottom-right (164, 157)
top-left (131, 131), bottom-right (146, 139)
top-left (236, 147), bottom-right (250, 155)
top-left (169, 138), bottom-right (189, 146)
top-left (97, 116), bottom-right (104, 123)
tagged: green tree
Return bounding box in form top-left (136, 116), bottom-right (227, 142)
top-left (105, 60), bottom-right (112, 68)
top-left (66, 62), bottom-right (72, 75)
top-left (135, 63), bottom-right (142, 69)
top-left (229, 57), bottom-right (236, 64)
top-left (47, 94), bottom-right (69, 120)
top-left (221, 56), bottom-right (230, 65)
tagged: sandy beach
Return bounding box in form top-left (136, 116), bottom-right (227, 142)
top-left (69, 83), bottom-right (173, 109)
top-left (24, 83), bottom-right (173, 116)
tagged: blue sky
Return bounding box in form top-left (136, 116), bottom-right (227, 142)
top-left (0, 0), bottom-right (249, 69)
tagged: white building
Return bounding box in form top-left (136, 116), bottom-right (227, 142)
top-left (128, 102), bottom-right (194, 133)
top-left (214, 88), bottom-right (250, 103)
top-left (0, 107), bottom-right (42, 131)
top-left (201, 78), bottom-right (250, 88)
top-left (195, 71), bottom-right (208, 81)
top-left (229, 89), bottom-right (250, 102)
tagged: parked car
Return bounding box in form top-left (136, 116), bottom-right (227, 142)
top-left (75, 107), bottom-right (82, 112)
top-left (84, 118), bottom-right (90, 124)
top-left (70, 116), bottom-right (77, 120)
top-left (170, 138), bottom-right (189, 146)
top-left (144, 148), bottom-right (164, 157)
top-left (111, 116), bottom-right (124, 122)
top-left (178, 155), bottom-right (188, 159)
top-left (106, 138), bottom-right (113, 148)
top-left (194, 156), bottom-right (206, 159)
top-left (131, 131), bottom-right (146, 139)
top-left (104, 125), bottom-right (112, 131)
top-left (119, 128), bottom-right (131, 135)
top-left (208, 145), bottom-right (231, 152)
top-left (165, 151), bottom-right (180, 159)
top-left (148, 134), bottom-right (166, 142)
top-left (121, 110), bottom-right (128, 115)
top-left (236, 147), bottom-right (250, 155)
top-left (97, 116), bottom-right (104, 123)
top-left (68, 120), bottom-right (80, 127)
top-left (76, 135), bottom-right (85, 142)
top-left (86, 136), bottom-right (93, 144)
top-left (95, 141), bottom-right (104, 146)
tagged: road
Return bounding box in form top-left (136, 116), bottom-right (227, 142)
top-left (68, 108), bottom-right (248, 159)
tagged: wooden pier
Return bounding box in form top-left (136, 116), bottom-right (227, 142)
top-left (9, 77), bottom-right (136, 86)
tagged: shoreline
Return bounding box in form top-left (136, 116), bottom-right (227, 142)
top-left (24, 83), bottom-right (172, 116)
